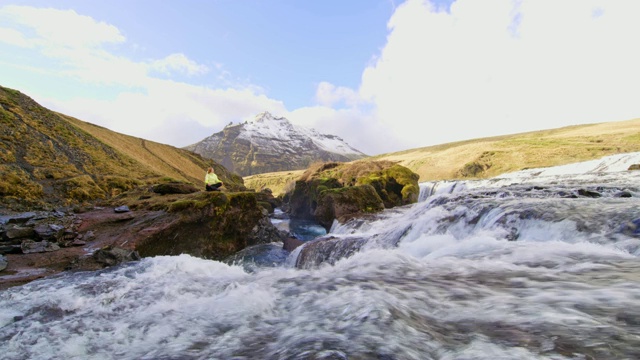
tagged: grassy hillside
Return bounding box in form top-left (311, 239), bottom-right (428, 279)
top-left (0, 86), bottom-right (242, 211)
top-left (244, 118), bottom-right (640, 196)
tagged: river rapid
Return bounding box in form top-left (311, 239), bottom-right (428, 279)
top-left (1, 153), bottom-right (640, 359)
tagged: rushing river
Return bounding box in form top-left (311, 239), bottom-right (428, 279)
top-left (1, 153), bottom-right (640, 359)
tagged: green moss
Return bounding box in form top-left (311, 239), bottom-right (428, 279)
top-left (355, 164), bottom-right (419, 206)
top-left (257, 201), bottom-right (273, 213)
top-left (168, 200), bottom-right (198, 212)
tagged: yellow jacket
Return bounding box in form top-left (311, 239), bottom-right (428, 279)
top-left (205, 172), bottom-right (221, 185)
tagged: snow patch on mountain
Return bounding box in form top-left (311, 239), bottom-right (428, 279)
top-left (184, 112), bottom-right (367, 176)
top-left (238, 112), bottom-right (364, 157)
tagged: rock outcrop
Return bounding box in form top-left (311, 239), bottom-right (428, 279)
top-left (0, 187), bottom-right (287, 290)
top-left (0, 85), bottom-right (243, 212)
top-left (285, 160), bottom-right (420, 231)
top-left (136, 191), bottom-right (284, 259)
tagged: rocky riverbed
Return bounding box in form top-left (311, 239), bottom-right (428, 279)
top-left (0, 189), bottom-right (290, 290)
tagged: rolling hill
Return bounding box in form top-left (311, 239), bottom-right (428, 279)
top-left (244, 118), bottom-right (640, 196)
top-left (0, 85), bottom-right (243, 211)
top-left (3, 83), bottom-right (640, 207)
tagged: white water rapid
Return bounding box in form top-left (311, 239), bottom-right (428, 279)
top-left (2, 153), bottom-right (640, 359)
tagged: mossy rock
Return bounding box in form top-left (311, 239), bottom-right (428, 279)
top-left (286, 160), bottom-right (420, 226)
top-left (152, 182), bottom-right (199, 195)
top-left (356, 164), bottom-right (420, 207)
top-left (314, 184), bottom-right (385, 231)
top-left (288, 178), bottom-right (341, 219)
top-left (136, 191), bottom-right (282, 260)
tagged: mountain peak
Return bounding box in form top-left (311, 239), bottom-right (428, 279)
top-left (186, 112), bottom-right (367, 176)
top-left (253, 111), bottom-right (284, 123)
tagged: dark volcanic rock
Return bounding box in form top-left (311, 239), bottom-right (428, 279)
top-left (93, 246), bottom-right (141, 267)
top-left (295, 235), bottom-right (369, 269)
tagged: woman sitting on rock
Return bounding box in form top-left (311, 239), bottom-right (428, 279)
top-left (205, 167), bottom-right (223, 191)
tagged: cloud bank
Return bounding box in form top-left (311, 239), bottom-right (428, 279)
top-left (0, 5), bottom-right (286, 148)
top-left (356, 0), bottom-right (640, 151)
top-left (1, 1), bottom-right (639, 156)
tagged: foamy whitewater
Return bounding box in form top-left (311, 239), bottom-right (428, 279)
top-left (2, 153), bottom-right (640, 359)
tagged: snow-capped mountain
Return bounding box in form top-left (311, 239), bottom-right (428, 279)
top-left (185, 112), bottom-right (367, 176)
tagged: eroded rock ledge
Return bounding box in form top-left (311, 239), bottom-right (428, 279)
top-left (0, 188), bottom-right (285, 290)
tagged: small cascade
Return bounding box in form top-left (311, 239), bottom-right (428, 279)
top-left (418, 180), bottom-right (462, 202)
top-left (296, 175), bottom-right (640, 269)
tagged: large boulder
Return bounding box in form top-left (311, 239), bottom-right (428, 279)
top-left (135, 191), bottom-right (285, 259)
top-left (313, 184), bottom-right (384, 231)
top-left (286, 160), bottom-right (420, 229)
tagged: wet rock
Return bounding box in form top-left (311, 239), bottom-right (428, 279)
top-left (506, 227), bottom-right (519, 241)
top-left (628, 164), bottom-right (640, 171)
top-left (4, 225), bottom-right (35, 240)
top-left (619, 218), bottom-right (640, 237)
top-left (0, 255), bottom-right (6, 271)
top-left (93, 246), bottom-right (141, 267)
top-left (0, 245), bottom-right (22, 254)
top-left (21, 240), bottom-right (60, 254)
top-left (577, 189), bottom-right (602, 198)
top-left (616, 311), bottom-right (640, 326)
top-left (557, 191), bottom-right (578, 198)
top-left (114, 205), bottom-right (130, 213)
top-left (296, 235), bottom-right (369, 269)
top-left (283, 237), bottom-right (305, 252)
top-left (34, 224), bottom-right (65, 241)
top-left (615, 191), bottom-right (633, 198)
top-left (0, 212), bottom-right (36, 225)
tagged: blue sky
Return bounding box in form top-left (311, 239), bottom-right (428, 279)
top-left (1, 0), bottom-right (639, 155)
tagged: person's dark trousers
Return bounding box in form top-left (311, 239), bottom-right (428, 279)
top-left (206, 183), bottom-right (222, 191)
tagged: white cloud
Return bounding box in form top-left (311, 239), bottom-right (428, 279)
top-left (0, 27), bottom-right (32, 47)
top-left (44, 80), bottom-right (287, 147)
top-left (358, 0), bottom-right (640, 151)
top-left (0, 5), bottom-right (285, 147)
top-left (0, 6), bottom-right (125, 48)
top-left (3, 1), bottom-right (640, 157)
top-left (151, 53), bottom-right (210, 77)
top-left (315, 82), bottom-right (362, 108)
top-left (287, 106), bottom-right (400, 155)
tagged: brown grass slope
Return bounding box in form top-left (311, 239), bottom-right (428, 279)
top-left (0, 85), bottom-right (241, 211)
top-left (245, 118), bottom-right (640, 196)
